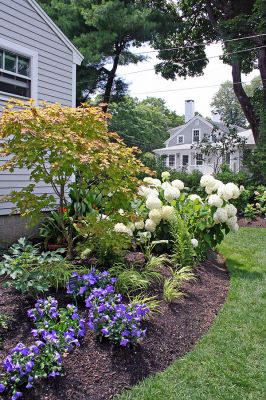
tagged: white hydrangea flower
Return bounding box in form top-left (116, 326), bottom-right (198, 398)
top-left (149, 209), bottom-right (162, 224)
top-left (191, 238), bottom-right (198, 248)
top-left (138, 185), bottom-right (159, 198)
top-left (164, 187), bottom-right (180, 202)
top-left (145, 218), bottom-right (157, 232)
top-left (161, 205), bottom-right (176, 222)
top-left (208, 194), bottom-right (223, 208)
top-left (188, 194), bottom-right (202, 202)
top-left (143, 177), bottom-right (155, 185)
top-left (200, 174), bottom-right (216, 188)
top-left (231, 223), bottom-right (239, 232)
top-left (217, 184), bottom-right (233, 201)
top-left (224, 204), bottom-right (237, 218)
top-left (227, 216), bottom-right (238, 226)
top-left (143, 177), bottom-right (161, 187)
top-left (205, 185), bottom-right (215, 195)
top-left (118, 208), bottom-right (125, 215)
top-left (146, 195), bottom-right (162, 210)
top-left (213, 207), bottom-right (228, 223)
top-left (135, 220), bottom-right (145, 230)
top-left (240, 185), bottom-right (245, 193)
top-left (161, 171), bottom-right (170, 181)
top-left (161, 181), bottom-right (172, 190)
top-left (114, 223), bottom-right (133, 236)
top-left (171, 179), bottom-right (185, 190)
top-left (212, 179), bottom-right (223, 191)
top-left (225, 182), bottom-right (240, 199)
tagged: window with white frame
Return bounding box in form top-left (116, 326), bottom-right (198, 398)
top-left (196, 153), bottom-right (204, 166)
top-left (161, 155), bottom-right (167, 167)
top-left (192, 129), bottom-right (200, 143)
top-left (0, 48), bottom-right (31, 98)
top-left (177, 135), bottom-right (184, 144)
top-left (169, 154), bottom-right (175, 167)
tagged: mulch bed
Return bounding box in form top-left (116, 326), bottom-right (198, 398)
top-left (238, 216), bottom-right (266, 228)
top-left (0, 253), bottom-right (229, 400)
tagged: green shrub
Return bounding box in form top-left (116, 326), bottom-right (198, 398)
top-left (163, 267), bottom-right (196, 303)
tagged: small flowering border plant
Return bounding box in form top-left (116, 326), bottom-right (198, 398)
top-left (66, 269), bottom-right (116, 299)
top-left (0, 297), bottom-right (84, 399)
top-left (85, 284), bottom-right (149, 346)
top-left (0, 341), bottom-right (62, 399)
top-left (28, 297), bottom-right (85, 352)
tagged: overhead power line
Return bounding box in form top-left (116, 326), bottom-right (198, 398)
top-left (76, 44), bottom-right (266, 85)
top-left (134, 33), bottom-right (266, 55)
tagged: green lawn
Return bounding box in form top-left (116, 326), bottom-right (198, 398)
top-left (117, 228), bottom-right (266, 400)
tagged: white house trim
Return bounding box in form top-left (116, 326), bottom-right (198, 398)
top-left (0, 38), bottom-right (38, 102)
top-left (27, 0), bottom-right (84, 65)
top-left (72, 63), bottom-right (77, 107)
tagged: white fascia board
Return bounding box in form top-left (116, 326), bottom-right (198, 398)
top-left (27, 0), bottom-right (84, 65)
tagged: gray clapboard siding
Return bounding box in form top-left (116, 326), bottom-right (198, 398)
top-left (0, 0), bottom-right (82, 216)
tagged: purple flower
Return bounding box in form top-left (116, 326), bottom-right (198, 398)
top-left (120, 338), bottom-right (129, 346)
top-left (72, 313), bottom-right (79, 320)
top-left (101, 327), bottom-right (109, 335)
top-left (48, 371), bottom-right (60, 378)
top-left (26, 383), bottom-right (33, 389)
top-left (11, 392), bottom-right (23, 400)
top-left (25, 360), bottom-right (34, 373)
top-left (121, 330), bottom-right (130, 337)
top-left (0, 383), bottom-right (6, 393)
top-left (35, 340), bottom-right (45, 348)
top-left (3, 355), bottom-right (14, 372)
top-left (79, 286), bottom-right (87, 295)
top-left (31, 329), bottom-right (38, 337)
top-left (87, 321), bottom-right (94, 330)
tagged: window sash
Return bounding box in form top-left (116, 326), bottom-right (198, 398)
top-left (169, 155), bottom-right (175, 166)
top-left (193, 130), bottom-right (200, 142)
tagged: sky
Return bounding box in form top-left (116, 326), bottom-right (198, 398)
top-left (115, 43), bottom-right (259, 118)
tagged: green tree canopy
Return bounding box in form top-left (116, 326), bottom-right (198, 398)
top-left (152, 0), bottom-right (266, 143)
top-left (37, 0), bottom-right (176, 108)
top-left (211, 77), bottom-right (263, 127)
top-left (108, 96), bottom-right (184, 152)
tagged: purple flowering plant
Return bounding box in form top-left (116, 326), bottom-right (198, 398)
top-left (27, 297), bottom-right (85, 352)
top-left (0, 341), bottom-right (62, 399)
top-left (66, 269), bottom-right (116, 299)
top-left (86, 285), bottom-right (150, 346)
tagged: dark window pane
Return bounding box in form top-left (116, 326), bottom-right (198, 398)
top-left (18, 56), bottom-right (30, 76)
top-left (4, 51), bottom-right (16, 73)
top-left (0, 72), bottom-right (31, 97)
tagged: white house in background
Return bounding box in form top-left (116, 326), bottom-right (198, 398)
top-left (0, 0), bottom-right (83, 244)
top-left (154, 100), bottom-right (255, 174)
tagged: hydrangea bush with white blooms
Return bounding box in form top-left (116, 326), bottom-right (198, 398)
top-left (114, 171), bottom-right (241, 257)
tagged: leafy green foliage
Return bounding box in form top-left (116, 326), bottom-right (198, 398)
top-left (163, 267), bottom-right (195, 303)
top-left (76, 216), bottom-right (132, 267)
top-left (0, 238), bottom-right (80, 295)
top-left (170, 217), bottom-right (196, 268)
top-left (109, 96), bottom-right (183, 152)
top-left (37, 0), bottom-right (176, 105)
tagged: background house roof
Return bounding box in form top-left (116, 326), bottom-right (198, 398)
top-left (28, 0), bottom-right (84, 64)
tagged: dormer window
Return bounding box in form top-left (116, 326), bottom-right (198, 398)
top-left (0, 49), bottom-right (31, 98)
top-left (177, 135), bottom-right (184, 144)
top-left (192, 129), bottom-right (200, 143)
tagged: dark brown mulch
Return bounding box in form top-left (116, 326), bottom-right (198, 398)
top-left (238, 216), bottom-right (266, 228)
top-left (0, 253), bottom-right (229, 400)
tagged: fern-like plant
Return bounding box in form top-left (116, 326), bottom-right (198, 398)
top-left (163, 266), bottom-right (196, 303)
top-left (170, 216), bottom-right (195, 269)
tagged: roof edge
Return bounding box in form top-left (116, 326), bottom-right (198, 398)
top-left (27, 0), bottom-right (84, 64)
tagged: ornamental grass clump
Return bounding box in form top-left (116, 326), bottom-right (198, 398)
top-left (85, 286), bottom-right (149, 346)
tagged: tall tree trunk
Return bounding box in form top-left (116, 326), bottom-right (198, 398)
top-left (102, 52), bottom-right (121, 113)
top-left (256, 38), bottom-right (266, 108)
top-left (231, 61), bottom-right (260, 143)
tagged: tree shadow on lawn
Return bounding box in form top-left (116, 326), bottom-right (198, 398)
top-left (225, 258), bottom-right (264, 281)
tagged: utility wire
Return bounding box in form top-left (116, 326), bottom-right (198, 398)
top-left (133, 33), bottom-right (266, 55)
top-left (76, 44), bottom-right (266, 85)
